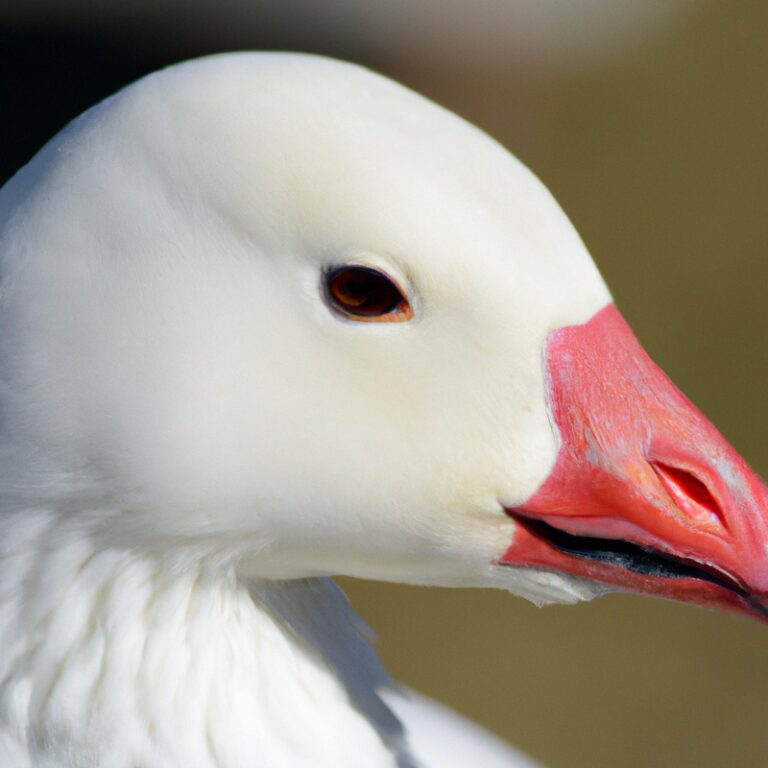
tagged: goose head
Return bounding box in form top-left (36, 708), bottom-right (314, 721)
top-left (1, 52), bottom-right (767, 617)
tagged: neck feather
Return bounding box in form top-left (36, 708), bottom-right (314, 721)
top-left (0, 509), bottom-right (416, 768)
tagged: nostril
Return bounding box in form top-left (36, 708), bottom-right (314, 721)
top-left (650, 461), bottom-right (728, 530)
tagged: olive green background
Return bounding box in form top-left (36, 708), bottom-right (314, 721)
top-left (2, 2), bottom-right (767, 767)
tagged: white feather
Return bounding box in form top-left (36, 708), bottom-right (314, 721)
top-left (0, 52), bottom-right (612, 765)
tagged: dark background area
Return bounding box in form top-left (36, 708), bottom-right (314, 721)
top-left (2, 2), bottom-right (767, 767)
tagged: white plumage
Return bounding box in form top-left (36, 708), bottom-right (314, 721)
top-left (0, 52), bottom-right (637, 767)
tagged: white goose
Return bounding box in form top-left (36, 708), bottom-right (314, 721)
top-left (0, 52), bottom-right (766, 768)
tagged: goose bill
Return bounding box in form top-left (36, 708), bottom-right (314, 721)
top-left (500, 305), bottom-right (768, 621)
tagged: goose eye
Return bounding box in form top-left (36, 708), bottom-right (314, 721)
top-left (324, 266), bottom-right (413, 322)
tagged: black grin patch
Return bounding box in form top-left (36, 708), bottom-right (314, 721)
top-left (512, 514), bottom-right (749, 597)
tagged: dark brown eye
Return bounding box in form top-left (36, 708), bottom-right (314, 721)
top-left (324, 266), bottom-right (413, 322)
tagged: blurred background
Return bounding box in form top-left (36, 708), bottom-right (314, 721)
top-left (2, 2), bottom-right (767, 766)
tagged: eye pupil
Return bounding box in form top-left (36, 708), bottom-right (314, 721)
top-left (325, 266), bottom-right (412, 322)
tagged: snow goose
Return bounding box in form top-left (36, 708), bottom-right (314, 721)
top-left (0, 52), bottom-right (766, 768)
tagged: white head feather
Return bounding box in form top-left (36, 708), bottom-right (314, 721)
top-left (0, 52), bottom-right (609, 597)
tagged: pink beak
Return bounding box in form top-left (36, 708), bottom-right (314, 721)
top-left (500, 305), bottom-right (768, 620)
